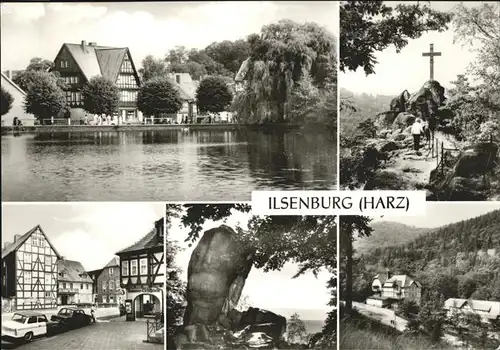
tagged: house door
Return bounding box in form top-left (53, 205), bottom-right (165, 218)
top-left (61, 296), bottom-right (68, 305)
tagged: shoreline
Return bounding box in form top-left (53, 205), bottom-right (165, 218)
top-left (0, 123), bottom-right (311, 134)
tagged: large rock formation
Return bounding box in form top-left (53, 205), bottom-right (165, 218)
top-left (406, 80), bottom-right (446, 128)
top-left (174, 225), bottom-right (291, 349)
top-left (183, 225), bottom-right (253, 326)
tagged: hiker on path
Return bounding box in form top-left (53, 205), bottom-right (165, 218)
top-left (411, 118), bottom-right (425, 152)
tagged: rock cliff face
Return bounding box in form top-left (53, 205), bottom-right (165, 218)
top-left (174, 225), bottom-right (290, 349)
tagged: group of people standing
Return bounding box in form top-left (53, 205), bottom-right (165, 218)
top-left (411, 118), bottom-right (431, 153)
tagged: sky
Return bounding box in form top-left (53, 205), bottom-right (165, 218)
top-left (372, 202), bottom-right (500, 228)
top-left (1, 203), bottom-right (164, 271)
top-left (0, 1), bottom-right (338, 71)
top-left (340, 1), bottom-right (495, 96)
top-left (169, 207), bottom-right (331, 320)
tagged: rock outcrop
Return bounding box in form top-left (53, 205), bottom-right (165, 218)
top-left (173, 225), bottom-right (291, 349)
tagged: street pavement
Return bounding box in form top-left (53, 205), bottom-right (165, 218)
top-left (1, 317), bottom-right (162, 350)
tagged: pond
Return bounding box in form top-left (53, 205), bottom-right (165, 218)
top-left (1, 129), bottom-right (337, 201)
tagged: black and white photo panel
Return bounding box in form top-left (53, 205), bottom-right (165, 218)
top-left (339, 202), bottom-right (500, 349)
top-left (1, 202), bottom-right (165, 349)
top-left (339, 1), bottom-right (500, 201)
top-left (166, 203), bottom-right (337, 349)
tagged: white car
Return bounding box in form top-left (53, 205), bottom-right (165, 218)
top-left (1, 311), bottom-right (49, 342)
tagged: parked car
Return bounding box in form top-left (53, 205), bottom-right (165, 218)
top-left (50, 307), bottom-right (93, 329)
top-left (1, 311), bottom-right (51, 342)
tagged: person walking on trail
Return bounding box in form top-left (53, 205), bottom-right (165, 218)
top-left (411, 118), bottom-right (425, 153)
top-left (91, 303), bottom-right (97, 323)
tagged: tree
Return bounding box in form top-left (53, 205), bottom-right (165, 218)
top-left (137, 77), bottom-right (183, 117)
top-left (81, 76), bottom-right (119, 117)
top-left (1, 86), bottom-right (13, 116)
top-left (286, 313), bottom-right (308, 343)
top-left (205, 39), bottom-right (251, 74)
top-left (26, 57), bottom-right (54, 72)
top-left (236, 20), bottom-right (336, 123)
top-left (24, 72), bottom-right (66, 121)
top-left (446, 2), bottom-right (500, 143)
top-left (14, 70), bottom-right (67, 95)
top-left (340, 1), bottom-right (451, 75)
top-left (139, 55), bottom-right (169, 82)
top-left (400, 299), bottom-right (419, 318)
top-left (340, 216), bottom-right (373, 313)
top-left (196, 76), bottom-right (233, 114)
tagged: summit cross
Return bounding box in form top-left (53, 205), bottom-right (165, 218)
top-left (422, 43), bottom-right (441, 80)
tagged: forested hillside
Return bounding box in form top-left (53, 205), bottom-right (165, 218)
top-left (356, 210), bottom-right (500, 302)
top-left (354, 222), bottom-right (430, 255)
top-left (340, 88), bottom-right (394, 138)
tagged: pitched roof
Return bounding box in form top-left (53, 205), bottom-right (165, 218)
top-left (61, 43), bottom-right (131, 83)
top-left (1, 71), bottom-right (27, 96)
top-left (383, 275), bottom-right (420, 288)
top-left (95, 48), bottom-right (127, 82)
top-left (166, 77), bottom-right (194, 101)
top-left (103, 256), bottom-right (120, 269)
top-left (2, 225), bottom-right (61, 259)
top-left (58, 259), bottom-right (93, 283)
top-left (444, 298), bottom-right (500, 319)
top-left (116, 219), bottom-right (163, 255)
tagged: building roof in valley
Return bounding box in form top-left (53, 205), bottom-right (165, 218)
top-left (61, 42), bottom-right (131, 83)
top-left (382, 275), bottom-right (421, 289)
top-left (116, 218), bottom-right (163, 255)
top-left (103, 256), bottom-right (120, 269)
top-left (2, 225), bottom-right (61, 259)
top-left (444, 298), bottom-right (500, 319)
top-left (58, 259), bottom-right (93, 283)
top-left (1, 71), bottom-right (27, 96)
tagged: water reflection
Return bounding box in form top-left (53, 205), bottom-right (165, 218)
top-left (2, 129), bottom-right (336, 201)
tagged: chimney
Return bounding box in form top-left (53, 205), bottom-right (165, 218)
top-left (81, 40), bottom-right (87, 52)
top-left (14, 234), bottom-right (21, 243)
top-left (155, 218), bottom-right (164, 238)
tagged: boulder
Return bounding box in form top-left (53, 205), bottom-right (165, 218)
top-left (448, 177), bottom-right (488, 201)
top-left (377, 129), bottom-right (392, 139)
top-left (392, 112), bottom-right (415, 130)
top-left (378, 141), bottom-right (399, 153)
top-left (183, 225), bottom-right (253, 327)
top-left (238, 308), bottom-right (287, 341)
top-left (452, 142), bottom-right (498, 178)
top-left (375, 111), bottom-right (397, 129)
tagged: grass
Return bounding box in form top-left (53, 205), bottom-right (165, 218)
top-left (340, 309), bottom-right (453, 350)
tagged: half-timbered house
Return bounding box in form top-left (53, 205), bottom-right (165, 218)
top-left (1, 225), bottom-right (61, 310)
top-left (51, 40), bottom-right (142, 124)
top-left (116, 218), bottom-right (164, 319)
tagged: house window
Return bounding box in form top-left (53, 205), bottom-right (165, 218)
top-left (60, 60), bottom-right (69, 68)
top-left (116, 74), bottom-right (137, 88)
top-left (80, 284), bottom-right (83, 290)
top-left (140, 258), bottom-right (147, 276)
top-left (63, 282), bottom-right (66, 289)
top-left (120, 58), bottom-right (133, 73)
top-left (131, 260), bottom-right (137, 275)
top-left (45, 274), bottom-right (50, 285)
top-left (119, 90), bottom-right (138, 102)
top-left (45, 291), bottom-right (51, 297)
top-left (86, 283), bottom-right (89, 290)
top-left (122, 261), bottom-right (129, 276)
top-left (102, 282), bottom-right (107, 291)
top-left (109, 280), bottom-right (114, 290)
top-left (70, 283), bottom-right (73, 289)
top-left (109, 268), bottom-right (114, 276)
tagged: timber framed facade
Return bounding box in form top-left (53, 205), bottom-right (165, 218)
top-left (2, 226), bottom-right (61, 310)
